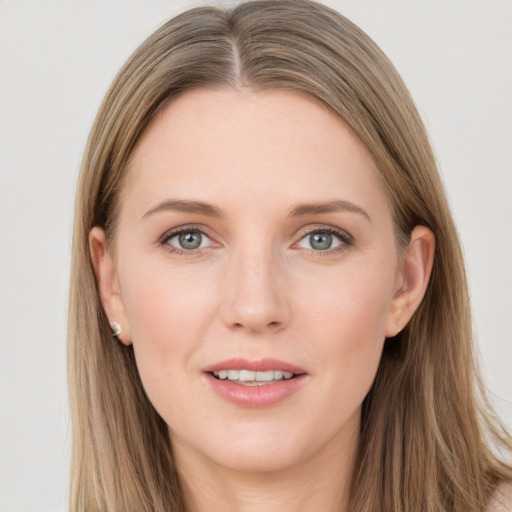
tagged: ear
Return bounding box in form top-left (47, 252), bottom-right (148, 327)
top-left (89, 227), bottom-right (132, 345)
top-left (385, 226), bottom-right (435, 337)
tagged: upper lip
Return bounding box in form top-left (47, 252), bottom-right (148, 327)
top-left (203, 358), bottom-right (307, 375)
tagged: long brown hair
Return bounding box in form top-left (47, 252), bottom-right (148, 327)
top-left (68, 1), bottom-right (512, 510)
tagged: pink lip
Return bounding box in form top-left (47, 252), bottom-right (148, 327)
top-left (203, 358), bottom-right (307, 374)
top-left (203, 358), bottom-right (308, 409)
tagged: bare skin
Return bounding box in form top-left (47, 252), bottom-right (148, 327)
top-left (90, 88), bottom-right (434, 512)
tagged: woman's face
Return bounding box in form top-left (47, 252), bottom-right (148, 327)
top-left (95, 88), bottom-right (413, 474)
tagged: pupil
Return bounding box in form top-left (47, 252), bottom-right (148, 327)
top-left (179, 231), bottom-right (202, 249)
top-left (310, 232), bottom-right (332, 250)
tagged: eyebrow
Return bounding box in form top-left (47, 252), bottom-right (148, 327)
top-left (142, 198), bottom-right (371, 222)
top-left (142, 199), bottom-right (223, 219)
top-left (288, 200), bottom-right (371, 222)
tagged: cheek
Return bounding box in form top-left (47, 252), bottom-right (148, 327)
top-left (117, 257), bottom-right (221, 399)
top-left (121, 254), bottom-right (220, 339)
top-left (295, 258), bottom-right (395, 391)
top-left (298, 257), bottom-right (395, 341)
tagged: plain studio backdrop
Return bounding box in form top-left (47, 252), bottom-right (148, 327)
top-left (0, 1), bottom-right (511, 510)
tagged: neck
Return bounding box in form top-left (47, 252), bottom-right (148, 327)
top-left (173, 418), bottom-right (359, 512)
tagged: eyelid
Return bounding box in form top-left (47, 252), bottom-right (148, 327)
top-left (293, 224), bottom-right (353, 252)
top-left (157, 223), bottom-right (352, 255)
top-left (159, 223), bottom-right (204, 243)
top-left (158, 224), bottom-right (219, 253)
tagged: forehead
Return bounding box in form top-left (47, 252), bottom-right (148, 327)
top-left (121, 88), bottom-right (389, 219)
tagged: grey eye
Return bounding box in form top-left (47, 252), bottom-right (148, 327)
top-left (296, 230), bottom-right (344, 251)
top-left (309, 232), bottom-right (333, 250)
top-left (179, 231), bottom-right (202, 249)
top-left (167, 230), bottom-right (210, 251)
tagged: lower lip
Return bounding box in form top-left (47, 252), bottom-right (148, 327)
top-left (204, 373), bottom-right (307, 408)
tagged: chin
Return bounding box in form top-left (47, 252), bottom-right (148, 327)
top-left (182, 424), bottom-right (331, 476)
top-left (211, 446), bottom-right (305, 475)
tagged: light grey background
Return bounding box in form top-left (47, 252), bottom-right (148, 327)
top-left (0, 1), bottom-right (510, 511)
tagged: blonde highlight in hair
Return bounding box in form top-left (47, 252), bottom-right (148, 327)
top-left (68, 1), bottom-right (512, 510)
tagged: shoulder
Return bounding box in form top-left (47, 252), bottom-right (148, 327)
top-left (488, 482), bottom-right (512, 512)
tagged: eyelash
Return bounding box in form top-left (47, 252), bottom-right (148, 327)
top-left (295, 226), bottom-right (353, 256)
top-left (158, 224), bottom-right (353, 256)
top-left (159, 224), bottom-right (214, 256)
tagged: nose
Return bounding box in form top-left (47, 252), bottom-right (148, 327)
top-left (220, 246), bottom-right (290, 335)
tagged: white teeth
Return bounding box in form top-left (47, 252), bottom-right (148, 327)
top-left (256, 370), bottom-right (274, 381)
top-left (212, 369), bottom-right (297, 383)
top-left (239, 370), bottom-right (256, 382)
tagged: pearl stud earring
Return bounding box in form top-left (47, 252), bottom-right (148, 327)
top-left (111, 322), bottom-right (122, 337)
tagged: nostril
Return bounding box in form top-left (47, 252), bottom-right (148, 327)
top-left (231, 320), bottom-right (281, 332)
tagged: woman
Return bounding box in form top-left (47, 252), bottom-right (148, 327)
top-left (68, 1), bottom-right (512, 510)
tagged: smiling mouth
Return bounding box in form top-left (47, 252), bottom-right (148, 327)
top-left (209, 369), bottom-right (298, 386)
